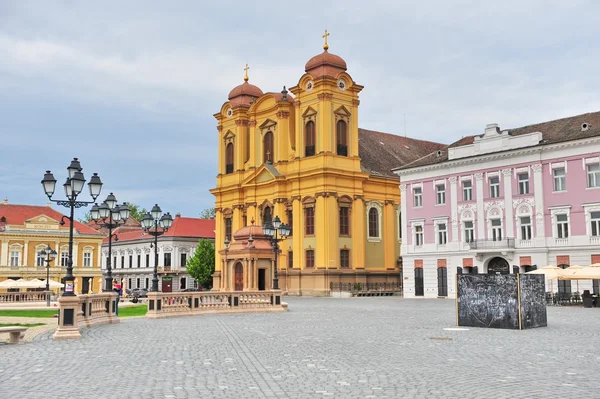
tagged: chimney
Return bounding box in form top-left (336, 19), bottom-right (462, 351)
top-left (175, 213), bottom-right (181, 218)
top-left (2, 198), bottom-right (7, 205)
top-left (484, 123), bottom-right (500, 135)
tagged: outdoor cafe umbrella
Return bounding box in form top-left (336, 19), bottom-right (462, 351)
top-left (0, 279), bottom-right (19, 289)
top-left (40, 279), bottom-right (64, 289)
top-left (561, 263), bottom-right (600, 280)
top-left (526, 265), bottom-right (566, 291)
top-left (557, 265), bottom-right (584, 292)
top-left (13, 279), bottom-right (43, 289)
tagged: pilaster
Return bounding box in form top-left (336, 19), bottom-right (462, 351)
top-left (532, 164), bottom-right (545, 243)
top-left (449, 177), bottom-right (458, 242)
top-left (292, 197), bottom-right (303, 269)
top-left (23, 240), bottom-right (29, 266)
top-left (384, 201), bottom-right (396, 269)
top-left (502, 169), bottom-right (514, 238)
top-left (352, 195), bottom-right (366, 268)
top-left (399, 185), bottom-right (408, 254)
top-left (475, 173), bottom-right (485, 239)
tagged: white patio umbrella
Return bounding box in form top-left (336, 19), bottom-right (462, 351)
top-left (526, 265), bottom-right (567, 292)
top-left (40, 279), bottom-right (64, 288)
top-left (0, 279), bottom-right (19, 289)
top-left (557, 265), bottom-right (584, 292)
top-left (13, 279), bottom-right (43, 288)
top-left (564, 263), bottom-right (600, 280)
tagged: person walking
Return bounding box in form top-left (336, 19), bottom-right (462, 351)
top-left (113, 280), bottom-right (122, 316)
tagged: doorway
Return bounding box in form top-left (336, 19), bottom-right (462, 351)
top-left (414, 268), bottom-right (424, 296)
top-left (258, 269), bottom-right (266, 291)
top-left (81, 277), bottom-right (90, 294)
top-left (162, 277), bottom-right (173, 293)
top-left (487, 257), bottom-right (509, 274)
top-left (234, 262), bottom-right (244, 291)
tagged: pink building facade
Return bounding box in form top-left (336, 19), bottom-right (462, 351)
top-left (394, 112), bottom-right (600, 298)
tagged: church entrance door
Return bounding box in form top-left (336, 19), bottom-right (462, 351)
top-left (234, 262), bottom-right (244, 291)
top-left (258, 269), bottom-right (266, 291)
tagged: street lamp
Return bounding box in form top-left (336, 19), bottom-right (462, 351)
top-left (140, 204), bottom-right (173, 292)
top-left (262, 215), bottom-right (291, 290)
top-left (40, 245), bottom-right (57, 307)
top-left (90, 194), bottom-right (130, 291)
top-left (41, 158), bottom-right (103, 296)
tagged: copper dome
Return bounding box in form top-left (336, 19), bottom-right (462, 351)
top-left (228, 81), bottom-right (264, 107)
top-left (305, 50), bottom-right (347, 78)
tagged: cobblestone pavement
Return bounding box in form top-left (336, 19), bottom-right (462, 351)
top-left (1, 298), bottom-right (599, 399)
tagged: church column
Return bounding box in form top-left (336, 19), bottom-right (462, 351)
top-left (292, 197), bottom-right (303, 269)
top-left (475, 173), bottom-right (485, 239)
top-left (232, 206), bottom-right (243, 234)
top-left (502, 169), bottom-right (514, 238)
top-left (315, 194), bottom-right (327, 268)
top-left (317, 93), bottom-right (334, 153)
top-left (217, 126), bottom-right (224, 175)
top-left (352, 196), bottom-right (366, 269)
top-left (350, 99), bottom-right (360, 157)
top-left (532, 164), bottom-right (545, 244)
top-left (383, 201), bottom-right (396, 269)
top-left (245, 203), bottom-right (257, 227)
top-left (243, 258), bottom-right (249, 290)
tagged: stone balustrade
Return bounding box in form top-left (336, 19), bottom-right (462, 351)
top-left (0, 291), bottom-right (51, 302)
top-left (54, 292), bottom-right (119, 340)
top-left (146, 290), bottom-right (287, 319)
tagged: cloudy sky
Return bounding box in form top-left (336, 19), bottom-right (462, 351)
top-left (1, 0), bottom-right (599, 220)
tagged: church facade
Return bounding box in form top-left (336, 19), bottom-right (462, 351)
top-left (210, 34), bottom-right (445, 295)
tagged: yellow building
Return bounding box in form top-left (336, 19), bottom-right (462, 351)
top-left (210, 34), bottom-right (443, 295)
top-left (0, 201), bottom-right (104, 294)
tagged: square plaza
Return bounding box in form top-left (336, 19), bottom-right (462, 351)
top-left (1, 297), bottom-right (598, 398)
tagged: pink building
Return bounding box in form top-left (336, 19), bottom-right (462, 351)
top-left (394, 111), bottom-right (600, 298)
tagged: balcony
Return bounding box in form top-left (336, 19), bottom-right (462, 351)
top-left (591, 236), bottom-right (600, 245)
top-left (469, 238), bottom-right (515, 250)
top-left (554, 238), bottom-right (569, 246)
top-left (517, 239), bottom-right (533, 248)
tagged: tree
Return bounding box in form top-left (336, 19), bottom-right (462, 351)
top-left (200, 207), bottom-right (216, 219)
top-left (79, 212), bottom-right (92, 224)
top-left (124, 203), bottom-right (148, 222)
top-left (186, 238), bottom-right (215, 289)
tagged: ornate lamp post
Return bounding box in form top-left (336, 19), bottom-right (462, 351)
top-left (263, 215), bottom-right (290, 290)
top-left (40, 245), bottom-right (57, 307)
top-left (140, 205), bottom-right (173, 292)
top-left (41, 158), bottom-right (103, 296)
top-left (90, 193), bottom-right (130, 292)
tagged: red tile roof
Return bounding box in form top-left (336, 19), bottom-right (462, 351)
top-left (103, 217), bottom-right (215, 243)
top-left (358, 128), bottom-right (446, 177)
top-left (0, 203), bottom-right (103, 235)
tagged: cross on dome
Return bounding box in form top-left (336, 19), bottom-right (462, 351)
top-left (244, 64), bottom-right (250, 82)
top-left (323, 29), bottom-right (330, 51)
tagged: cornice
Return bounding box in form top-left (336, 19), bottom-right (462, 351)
top-left (395, 135), bottom-right (600, 176)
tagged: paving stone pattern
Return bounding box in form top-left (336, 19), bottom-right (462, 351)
top-left (1, 298), bottom-right (599, 398)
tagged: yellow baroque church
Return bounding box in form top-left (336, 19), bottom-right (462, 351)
top-left (210, 34), bottom-right (444, 295)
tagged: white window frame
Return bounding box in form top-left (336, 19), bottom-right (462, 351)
top-left (83, 252), bottom-right (92, 267)
top-left (10, 250), bottom-right (21, 267)
top-left (490, 218), bottom-right (503, 241)
top-left (437, 223), bottom-right (447, 245)
top-left (519, 216), bottom-right (532, 240)
top-left (433, 218), bottom-right (449, 246)
top-left (587, 163), bottom-right (600, 188)
top-left (591, 211), bottom-right (600, 237)
top-left (549, 206), bottom-right (571, 240)
top-left (556, 214), bottom-right (569, 239)
top-left (60, 252), bottom-right (69, 267)
top-left (366, 201), bottom-right (383, 242)
top-left (436, 184), bottom-right (446, 205)
top-left (518, 173), bottom-right (530, 195)
top-left (553, 167), bottom-right (566, 192)
top-left (462, 180), bottom-right (473, 201)
top-left (413, 187), bottom-right (422, 208)
top-left (583, 203), bottom-right (600, 237)
top-left (463, 220), bottom-right (475, 243)
top-left (489, 176), bottom-right (500, 198)
top-left (410, 219), bottom-right (425, 247)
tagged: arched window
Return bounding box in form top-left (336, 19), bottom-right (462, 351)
top-left (225, 143), bottom-right (234, 174)
top-left (263, 131), bottom-right (274, 163)
top-left (368, 208), bottom-right (379, 238)
top-left (263, 206), bottom-right (272, 226)
top-left (336, 120), bottom-right (348, 156)
top-left (305, 121), bottom-right (315, 157)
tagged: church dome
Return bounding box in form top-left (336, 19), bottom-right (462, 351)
top-left (228, 81), bottom-right (264, 107)
top-left (304, 50), bottom-right (347, 79)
